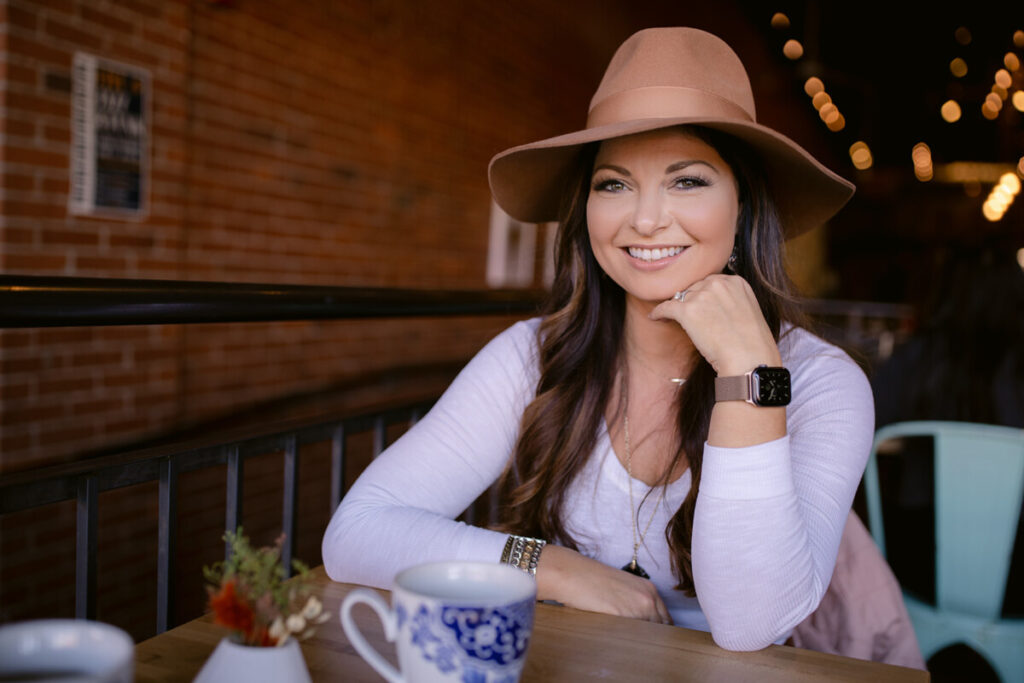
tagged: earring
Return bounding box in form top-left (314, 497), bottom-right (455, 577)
top-left (725, 247), bottom-right (739, 273)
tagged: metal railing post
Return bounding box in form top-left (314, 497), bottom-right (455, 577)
top-left (157, 457), bottom-right (178, 633)
top-left (225, 444), bottom-right (243, 561)
top-left (75, 475), bottom-right (98, 620)
top-left (281, 435), bottom-right (299, 577)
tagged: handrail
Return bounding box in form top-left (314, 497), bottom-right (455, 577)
top-left (0, 395), bottom-right (439, 633)
top-left (0, 275), bottom-right (545, 327)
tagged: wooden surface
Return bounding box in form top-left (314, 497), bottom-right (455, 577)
top-left (136, 566), bottom-right (929, 682)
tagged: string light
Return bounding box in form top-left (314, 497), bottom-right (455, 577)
top-left (849, 141), bottom-right (873, 170)
top-left (995, 69), bottom-right (1012, 89)
top-left (1015, 30), bottom-right (1024, 48)
top-left (771, 13), bottom-right (790, 29)
top-left (912, 143), bottom-right (933, 181)
top-left (1014, 91), bottom-right (1024, 112)
top-left (950, 57), bottom-right (968, 78)
top-left (941, 99), bottom-right (962, 122)
top-left (1006, 53), bottom-right (1021, 71)
top-left (804, 77), bottom-right (824, 96)
top-left (783, 39), bottom-right (804, 60)
top-left (982, 172), bottom-right (1021, 222)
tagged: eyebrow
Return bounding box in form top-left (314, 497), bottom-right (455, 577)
top-left (592, 160), bottom-right (718, 177)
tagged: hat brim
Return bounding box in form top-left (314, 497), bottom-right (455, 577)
top-left (488, 117), bottom-right (855, 239)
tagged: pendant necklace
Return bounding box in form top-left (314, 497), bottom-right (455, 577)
top-left (621, 407), bottom-right (668, 579)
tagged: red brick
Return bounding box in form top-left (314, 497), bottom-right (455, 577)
top-left (76, 256), bottom-right (127, 271)
top-left (4, 4), bottom-right (38, 31)
top-left (41, 229), bottom-right (99, 246)
top-left (2, 252), bottom-right (67, 271)
top-left (44, 17), bottom-right (105, 50)
top-left (37, 377), bottom-right (93, 395)
top-left (3, 172), bottom-right (36, 191)
top-left (2, 145), bottom-right (67, 168)
top-left (0, 227), bottom-right (35, 244)
top-left (80, 6), bottom-right (136, 35)
top-left (42, 124), bottom-right (70, 143)
top-left (4, 200), bottom-right (66, 219)
top-left (41, 176), bottom-right (67, 193)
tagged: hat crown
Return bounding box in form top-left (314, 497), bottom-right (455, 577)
top-left (588, 27), bottom-right (756, 123)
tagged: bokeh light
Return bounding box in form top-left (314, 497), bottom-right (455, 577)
top-left (1014, 91), bottom-right (1024, 112)
top-left (771, 13), bottom-right (790, 29)
top-left (941, 100), bottom-right (962, 122)
top-left (849, 141), bottom-right (873, 170)
top-left (950, 57), bottom-right (968, 78)
top-left (955, 27), bottom-right (972, 45)
top-left (804, 77), bottom-right (824, 97)
top-left (995, 69), bottom-right (1012, 88)
top-left (811, 91), bottom-right (832, 110)
top-left (783, 39), bottom-right (804, 60)
top-left (1006, 53), bottom-right (1021, 71)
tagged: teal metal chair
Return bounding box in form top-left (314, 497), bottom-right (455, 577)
top-left (863, 421), bottom-right (1024, 681)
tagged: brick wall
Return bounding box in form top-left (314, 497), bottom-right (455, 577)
top-left (0, 0), bottom-right (836, 640)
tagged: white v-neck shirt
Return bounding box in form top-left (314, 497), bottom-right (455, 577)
top-left (322, 317), bottom-right (873, 650)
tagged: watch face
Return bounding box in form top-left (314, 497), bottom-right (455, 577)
top-left (752, 367), bottom-right (791, 407)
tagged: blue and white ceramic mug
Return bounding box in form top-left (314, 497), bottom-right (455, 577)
top-left (340, 561), bottom-right (537, 683)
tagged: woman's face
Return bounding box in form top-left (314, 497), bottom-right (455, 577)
top-left (586, 128), bottom-right (740, 305)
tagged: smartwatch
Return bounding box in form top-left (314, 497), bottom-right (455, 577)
top-left (714, 365), bottom-right (791, 407)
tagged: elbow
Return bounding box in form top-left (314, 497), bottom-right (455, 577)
top-left (321, 500), bottom-right (361, 583)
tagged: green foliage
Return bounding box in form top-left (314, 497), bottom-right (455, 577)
top-left (203, 528), bottom-right (311, 611)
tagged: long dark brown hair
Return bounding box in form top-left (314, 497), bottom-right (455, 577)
top-left (496, 126), bottom-right (808, 595)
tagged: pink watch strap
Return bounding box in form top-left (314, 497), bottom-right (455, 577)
top-left (715, 373), bottom-right (751, 402)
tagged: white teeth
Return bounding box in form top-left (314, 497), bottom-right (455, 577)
top-left (628, 246), bottom-right (684, 262)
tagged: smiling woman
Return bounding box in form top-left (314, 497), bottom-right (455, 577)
top-left (586, 129), bottom-right (740, 305)
top-left (322, 27), bottom-right (883, 656)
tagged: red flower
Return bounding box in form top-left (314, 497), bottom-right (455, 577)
top-left (209, 579), bottom-right (255, 636)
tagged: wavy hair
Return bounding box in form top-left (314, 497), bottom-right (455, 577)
top-left (496, 126), bottom-right (808, 595)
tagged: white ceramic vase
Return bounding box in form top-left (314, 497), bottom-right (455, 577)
top-left (193, 637), bottom-right (311, 683)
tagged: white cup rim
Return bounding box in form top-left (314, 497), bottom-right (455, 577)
top-left (0, 618), bottom-right (133, 677)
top-left (393, 561), bottom-right (537, 606)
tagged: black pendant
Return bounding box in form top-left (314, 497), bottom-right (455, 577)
top-left (621, 559), bottom-right (650, 579)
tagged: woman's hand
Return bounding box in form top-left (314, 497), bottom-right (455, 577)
top-left (535, 544), bottom-right (672, 624)
top-left (648, 274), bottom-right (781, 375)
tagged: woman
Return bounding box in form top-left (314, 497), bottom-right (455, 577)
top-left (322, 27), bottom-right (873, 651)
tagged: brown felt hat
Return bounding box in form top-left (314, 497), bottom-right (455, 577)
top-left (488, 27), bottom-right (855, 238)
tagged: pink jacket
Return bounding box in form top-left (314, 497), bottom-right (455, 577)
top-left (790, 512), bottom-right (926, 670)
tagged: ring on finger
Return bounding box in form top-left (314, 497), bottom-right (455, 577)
top-left (673, 290), bottom-right (688, 302)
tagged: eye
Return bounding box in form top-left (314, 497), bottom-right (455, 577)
top-left (592, 178), bottom-right (627, 193)
top-left (671, 175), bottom-right (710, 189)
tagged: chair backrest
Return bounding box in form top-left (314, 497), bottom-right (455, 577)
top-left (863, 420), bottom-right (1024, 619)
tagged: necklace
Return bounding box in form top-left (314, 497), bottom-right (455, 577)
top-left (626, 347), bottom-right (687, 385)
top-left (621, 410), bottom-right (667, 579)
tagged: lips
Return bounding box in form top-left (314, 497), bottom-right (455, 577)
top-left (626, 245), bottom-right (686, 262)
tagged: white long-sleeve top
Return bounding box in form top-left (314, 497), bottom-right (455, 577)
top-left (322, 317), bottom-right (874, 650)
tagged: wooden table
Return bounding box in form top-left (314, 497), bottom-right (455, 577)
top-left (136, 567), bottom-right (929, 682)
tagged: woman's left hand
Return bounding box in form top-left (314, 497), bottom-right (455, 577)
top-left (648, 274), bottom-right (781, 376)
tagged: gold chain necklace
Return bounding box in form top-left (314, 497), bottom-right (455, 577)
top-left (621, 408), bottom-right (667, 579)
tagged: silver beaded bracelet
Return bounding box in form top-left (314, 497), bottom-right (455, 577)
top-left (501, 534), bottom-right (547, 576)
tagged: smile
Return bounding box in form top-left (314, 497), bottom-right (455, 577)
top-left (626, 246), bottom-right (686, 262)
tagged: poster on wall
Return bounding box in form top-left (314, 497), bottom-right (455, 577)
top-left (69, 52), bottom-right (150, 217)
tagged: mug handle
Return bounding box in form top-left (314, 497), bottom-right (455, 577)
top-left (340, 588), bottom-right (404, 683)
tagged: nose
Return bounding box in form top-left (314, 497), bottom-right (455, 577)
top-left (630, 188), bottom-right (670, 236)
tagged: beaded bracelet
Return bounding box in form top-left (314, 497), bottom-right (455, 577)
top-left (500, 534), bottom-right (547, 576)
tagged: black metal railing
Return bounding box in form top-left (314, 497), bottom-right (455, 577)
top-left (0, 399), bottom-right (435, 633)
top-left (0, 275), bottom-right (540, 635)
top-left (0, 275), bottom-right (545, 327)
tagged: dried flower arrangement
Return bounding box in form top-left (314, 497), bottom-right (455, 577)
top-left (203, 528), bottom-right (329, 647)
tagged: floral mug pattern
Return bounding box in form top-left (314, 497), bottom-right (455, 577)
top-left (340, 562), bottom-right (537, 683)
